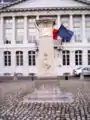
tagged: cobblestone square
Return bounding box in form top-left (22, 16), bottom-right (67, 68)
top-left (0, 79), bottom-right (90, 120)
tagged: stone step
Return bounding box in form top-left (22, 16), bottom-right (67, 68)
top-left (23, 85), bottom-right (74, 103)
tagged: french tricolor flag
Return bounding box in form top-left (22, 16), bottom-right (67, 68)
top-left (52, 24), bottom-right (74, 41)
top-left (52, 24), bottom-right (59, 40)
top-left (52, 28), bottom-right (59, 40)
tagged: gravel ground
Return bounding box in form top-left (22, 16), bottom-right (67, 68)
top-left (0, 79), bottom-right (90, 120)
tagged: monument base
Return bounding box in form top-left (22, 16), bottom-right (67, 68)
top-left (37, 76), bottom-right (57, 80)
top-left (23, 83), bottom-right (74, 103)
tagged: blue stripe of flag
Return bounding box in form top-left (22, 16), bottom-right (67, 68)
top-left (58, 24), bottom-right (74, 41)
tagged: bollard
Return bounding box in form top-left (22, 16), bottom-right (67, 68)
top-left (65, 75), bottom-right (68, 80)
top-left (80, 73), bottom-right (84, 80)
top-left (32, 74), bottom-right (34, 81)
top-left (31, 73), bottom-right (35, 81)
top-left (64, 73), bottom-right (70, 80)
top-left (13, 73), bottom-right (17, 80)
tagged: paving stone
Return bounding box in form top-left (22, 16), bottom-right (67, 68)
top-left (0, 80), bottom-right (90, 119)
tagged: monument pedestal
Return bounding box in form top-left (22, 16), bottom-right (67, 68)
top-left (36, 19), bottom-right (55, 77)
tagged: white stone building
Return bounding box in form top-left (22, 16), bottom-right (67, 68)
top-left (0, 0), bottom-right (90, 77)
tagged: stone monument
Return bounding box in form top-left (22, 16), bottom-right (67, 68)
top-left (36, 18), bottom-right (55, 77)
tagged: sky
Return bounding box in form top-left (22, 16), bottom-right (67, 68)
top-left (0, 0), bottom-right (16, 3)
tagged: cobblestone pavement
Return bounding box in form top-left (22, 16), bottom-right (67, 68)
top-left (0, 79), bottom-right (90, 120)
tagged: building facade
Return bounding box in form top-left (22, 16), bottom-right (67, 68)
top-left (0, 0), bottom-right (90, 77)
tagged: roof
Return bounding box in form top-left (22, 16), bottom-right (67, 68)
top-left (76, 0), bottom-right (90, 4)
top-left (0, 0), bottom-right (90, 12)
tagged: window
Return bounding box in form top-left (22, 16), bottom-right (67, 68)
top-left (4, 17), bottom-right (12, 28)
top-left (62, 50), bottom-right (70, 65)
top-left (28, 51), bottom-right (36, 66)
top-left (16, 51), bottom-right (23, 66)
top-left (73, 16), bottom-right (82, 42)
top-left (16, 17), bottom-right (24, 44)
top-left (4, 51), bottom-right (11, 66)
top-left (4, 17), bottom-right (12, 44)
top-left (4, 29), bottom-right (12, 44)
top-left (27, 18), bottom-right (37, 43)
top-left (74, 28), bottom-right (81, 42)
top-left (85, 16), bottom-right (90, 42)
top-left (61, 15), bottom-right (69, 28)
top-left (88, 50), bottom-right (90, 65)
top-left (16, 29), bottom-right (24, 44)
top-left (75, 50), bottom-right (82, 65)
top-left (28, 18), bottom-right (35, 28)
top-left (16, 18), bottom-right (24, 28)
top-left (28, 29), bottom-right (36, 43)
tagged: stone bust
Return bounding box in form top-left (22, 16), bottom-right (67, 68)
top-left (36, 18), bottom-right (55, 37)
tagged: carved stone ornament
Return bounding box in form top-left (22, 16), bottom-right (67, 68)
top-left (36, 18), bottom-right (55, 36)
top-left (36, 18), bottom-right (55, 26)
top-left (43, 53), bottom-right (51, 71)
top-left (41, 27), bottom-right (51, 36)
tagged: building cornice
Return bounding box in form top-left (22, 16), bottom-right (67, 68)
top-left (0, 6), bottom-right (90, 13)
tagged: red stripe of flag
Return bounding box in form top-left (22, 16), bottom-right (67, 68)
top-left (52, 29), bottom-right (59, 40)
